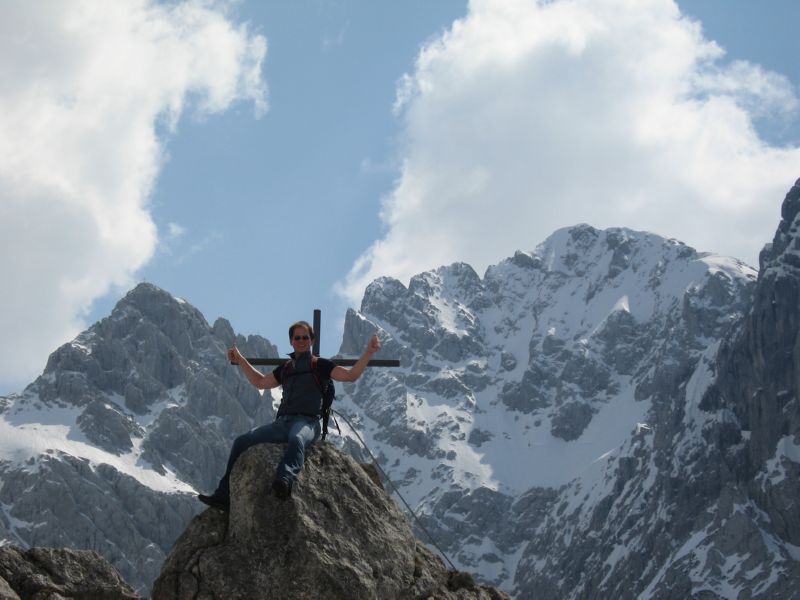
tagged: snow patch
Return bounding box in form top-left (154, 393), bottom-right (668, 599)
top-left (0, 396), bottom-right (193, 494)
top-left (758, 434), bottom-right (800, 486)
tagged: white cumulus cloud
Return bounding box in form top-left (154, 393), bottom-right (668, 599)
top-left (0, 0), bottom-right (267, 389)
top-left (339, 0), bottom-right (800, 304)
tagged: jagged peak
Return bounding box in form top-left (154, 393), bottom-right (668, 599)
top-left (122, 281), bottom-right (184, 304)
top-left (361, 276), bottom-right (409, 315)
top-left (529, 223), bottom-right (698, 276)
top-left (211, 317), bottom-right (236, 346)
top-left (408, 262), bottom-right (482, 299)
top-left (364, 225), bottom-right (728, 311)
top-left (358, 225), bottom-right (753, 343)
top-left (759, 177), bottom-right (800, 278)
top-left (113, 282), bottom-right (209, 327)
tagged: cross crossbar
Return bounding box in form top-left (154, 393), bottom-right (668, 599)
top-left (242, 358), bottom-right (400, 367)
top-left (235, 309), bottom-right (400, 368)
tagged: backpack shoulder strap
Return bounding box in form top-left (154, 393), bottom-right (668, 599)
top-left (310, 356), bottom-right (338, 440)
top-left (310, 356), bottom-right (320, 385)
top-left (281, 358), bottom-right (294, 381)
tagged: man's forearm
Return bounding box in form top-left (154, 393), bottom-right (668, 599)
top-left (330, 334), bottom-right (381, 383)
top-left (238, 359), bottom-right (266, 388)
top-left (346, 349), bottom-right (376, 382)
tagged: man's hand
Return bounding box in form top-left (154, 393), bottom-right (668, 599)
top-left (228, 344), bottom-right (279, 389)
top-left (331, 333), bottom-right (382, 383)
top-left (366, 334), bottom-right (381, 355)
top-left (228, 345), bottom-right (243, 364)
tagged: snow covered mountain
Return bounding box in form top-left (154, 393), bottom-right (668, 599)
top-left (2, 181), bottom-right (799, 598)
top-left (0, 284), bottom-right (278, 593)
top-left (334, 182), bottom-right (800, 599)
top-left (334, 223), bottom-right (756, 593)
top-left (513, 183), bottom-right (800, 599)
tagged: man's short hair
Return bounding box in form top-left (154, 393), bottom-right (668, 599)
top-left (289, 320), bottom-right (315, 340)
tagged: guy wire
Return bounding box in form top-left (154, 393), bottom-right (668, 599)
top-left (331, 408), bottom-right (459, 572)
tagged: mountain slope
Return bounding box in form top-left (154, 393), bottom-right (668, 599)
top-left (333, 223), bottom-right (756, 590)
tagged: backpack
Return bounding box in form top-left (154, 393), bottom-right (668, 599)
top-left (281, 356), bottom-right (339, 440)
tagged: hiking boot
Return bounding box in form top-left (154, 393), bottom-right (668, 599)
top-left (271, 478), bottom-right (291, 500)
top-left (197, 493), bottom-right (230, 512)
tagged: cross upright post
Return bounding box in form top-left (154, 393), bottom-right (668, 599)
top-left (313, 308), bottom-right (321, 357)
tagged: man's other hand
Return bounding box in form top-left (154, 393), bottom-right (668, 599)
top-left (367, 334), bottom-right (381, 355)
top-left (228, 346), bottom-right (243, 364)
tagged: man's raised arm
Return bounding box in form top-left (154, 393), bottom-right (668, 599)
top-left (330, 334), bottom-right (382, 383)
top-left (228, 346), bottom-right (280, 390)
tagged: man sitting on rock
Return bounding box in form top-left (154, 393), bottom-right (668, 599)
top-left (198, 320), bottom-right (381, 509)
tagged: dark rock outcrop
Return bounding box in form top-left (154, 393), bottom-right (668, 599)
top-left (153, 442), bottom-right (508, 600)
top-left (0, 546), bottom-right (140, 599)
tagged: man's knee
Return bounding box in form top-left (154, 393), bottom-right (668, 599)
top-left (232, 431), bottom-right (255, 451)
top-left (287, 434), bottom-right (306, 450)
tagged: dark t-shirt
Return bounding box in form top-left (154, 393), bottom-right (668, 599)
top-left (272, 353), bottom-right (335, 417)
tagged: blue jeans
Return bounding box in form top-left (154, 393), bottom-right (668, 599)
top-left (214, 415), bottom-right (321, 497)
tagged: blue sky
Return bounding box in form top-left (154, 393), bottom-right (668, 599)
top-left (128, 0), bottom-right (468, 356)
top-left (1, 0), bottom-right (799, 394)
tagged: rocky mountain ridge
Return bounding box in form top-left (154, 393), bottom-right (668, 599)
top-left (2, 181), bottom-right (799, 598)
top-left (0, 284), bottom-right (278, 593)
top-left (335, 220), bottom-right (757, 591)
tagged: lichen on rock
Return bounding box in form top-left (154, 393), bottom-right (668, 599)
top-left (0, 546), bottom-right (140, 599)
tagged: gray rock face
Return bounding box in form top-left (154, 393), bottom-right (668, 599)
top-left (0, 545), bottom-right (140, 599)
top-left (153, 442), bottom-right (508, 600)
top-left (550, 401), bottom-right (594, 441)
top-left (76, 399), bottom-right (144, 454)
top-left (0, 452), bottom-right (197, 595)
top-left (0, 283), bottom-right (279, 594)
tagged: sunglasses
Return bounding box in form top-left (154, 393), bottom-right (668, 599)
top-left (293, 335), bottom-right (311, 341)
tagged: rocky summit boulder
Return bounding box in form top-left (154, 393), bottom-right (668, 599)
top-left (0, 546), bottom-right (140, 599)
top-left (152, 442), bottom-right (508, 600)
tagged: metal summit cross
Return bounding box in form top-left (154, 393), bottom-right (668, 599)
top-left (237, 309), bottom-right (400, 368)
